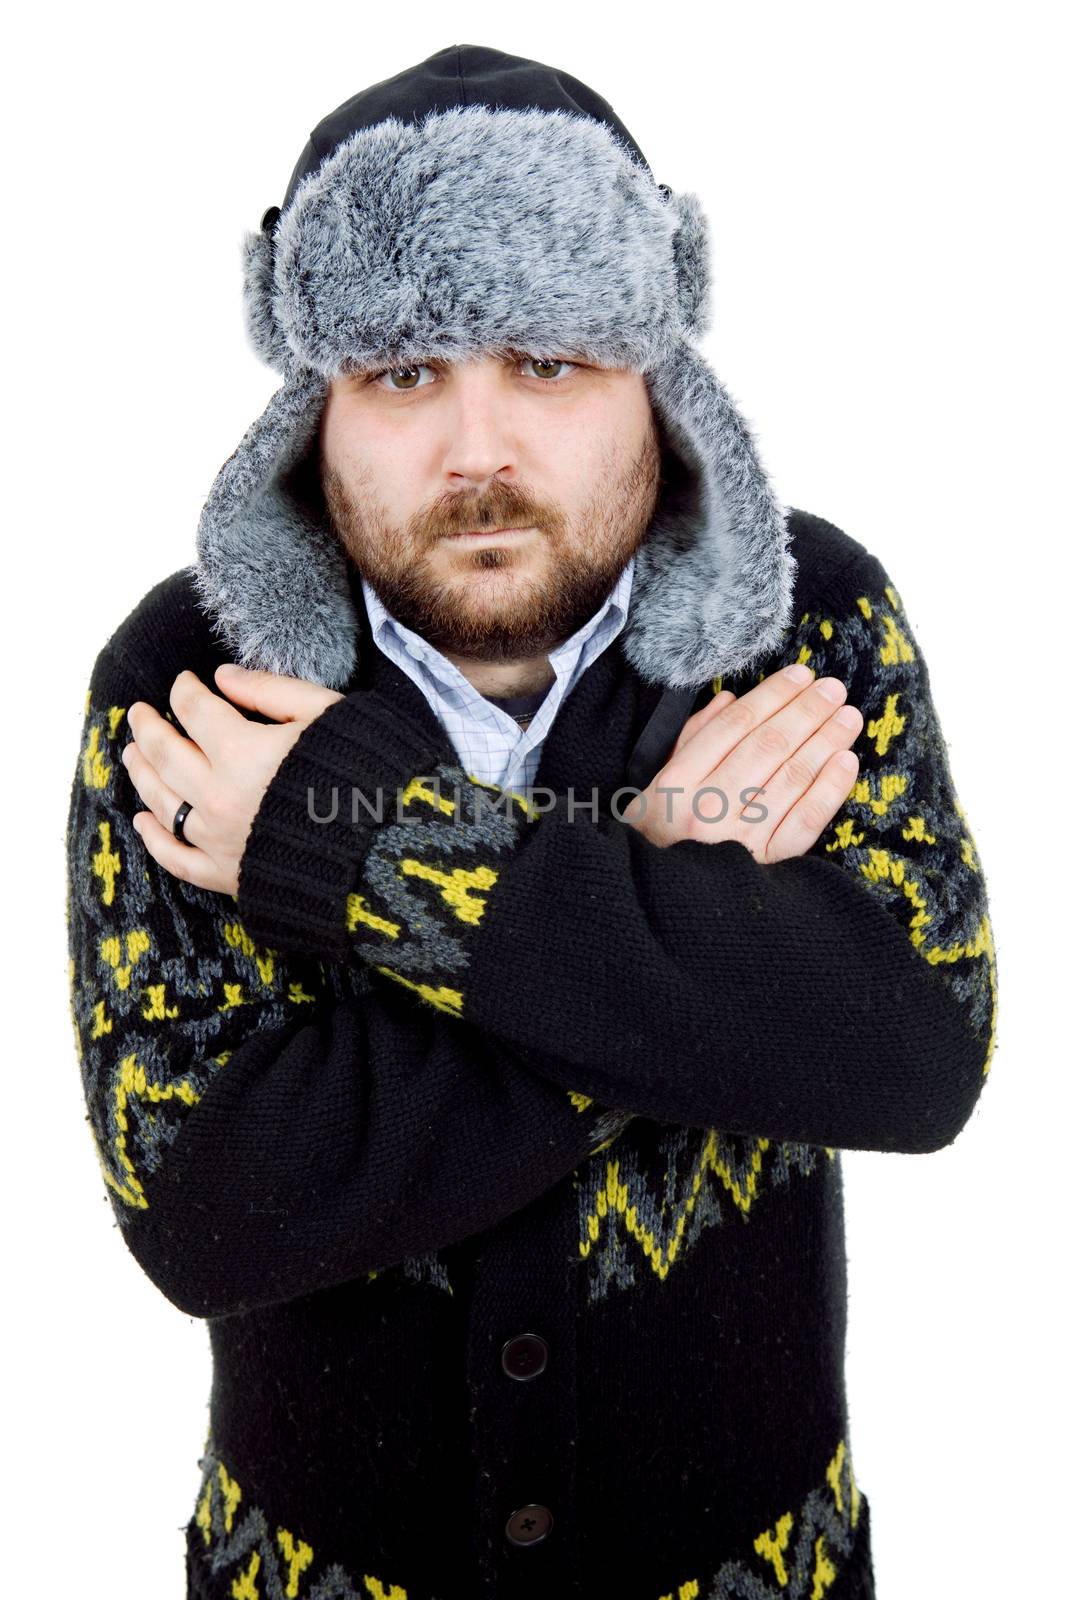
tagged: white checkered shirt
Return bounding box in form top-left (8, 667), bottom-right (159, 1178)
top-left (360, 557), bottom-right (635, 794)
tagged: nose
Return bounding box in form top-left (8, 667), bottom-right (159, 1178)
top-left (438, 365), bottom-right (520, 488)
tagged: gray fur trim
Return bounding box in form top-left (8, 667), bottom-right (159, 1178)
top-left (241, 106), bottom-right (708, 378)
top-left (192, 342), bottom-right (794, 693)
top-left (241, 228), bottom-right (290, 373)
top-left (669, 189), bottom-right (713, 344)
top-left (623, 342), bottom-right (796, 688)
top-left (195, 105), bottom-right (794, 693)
top-left (190, 368), bottom-right (358, 688)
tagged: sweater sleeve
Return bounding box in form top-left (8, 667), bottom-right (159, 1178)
top-left (235, 548), bottom-right (999, 1157)
top-left (65, 649), bottom-right (635, 1321)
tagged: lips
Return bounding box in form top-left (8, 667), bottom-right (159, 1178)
top-left (446, 526), bottom-right (533, 539)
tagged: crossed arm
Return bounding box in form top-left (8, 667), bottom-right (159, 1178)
top-left (68, 546), bottom-right (997, 1316)
top-left (229, 548), bottom-right (996, 1151)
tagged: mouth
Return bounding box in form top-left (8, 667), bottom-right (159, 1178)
top-left (443, 526), bottom-right (537, 545)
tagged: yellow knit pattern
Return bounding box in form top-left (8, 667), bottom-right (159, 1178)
top-left (66, 688), bottom-right (626, 1236)
top-left (576, 1127), bottom-right (835, 1302)
top-left (347, 577), bottom-right (997, 1089)
top-left (187, 1430), bottom-right (866, 1597)
top-left (67, 690), bottom-right (332, 1217)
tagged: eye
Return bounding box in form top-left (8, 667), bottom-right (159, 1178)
top-left (365, 354), bottom-right (579, 391)
top-left (370, 363), bottom-right (436, 392)
top-left (520, 356), bottom-right (576, 382)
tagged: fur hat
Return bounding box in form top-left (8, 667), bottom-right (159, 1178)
top-left (192, 42), bottom-right (796, 693)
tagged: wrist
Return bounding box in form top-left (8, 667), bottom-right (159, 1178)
top-left (235, 689), bottom-right (453, 963)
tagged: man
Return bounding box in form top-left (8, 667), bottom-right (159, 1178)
top-left (65, 43), bottom-right (998, 1600)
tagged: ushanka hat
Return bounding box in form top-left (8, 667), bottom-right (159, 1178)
top-left (192, 42), bottom-right (796, 697)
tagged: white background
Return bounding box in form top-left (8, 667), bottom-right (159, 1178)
top-left (7, 3), bottom-right (1062, 1595)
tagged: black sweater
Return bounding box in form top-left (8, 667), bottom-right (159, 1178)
top-left (65, 510), bottom-right (997, 1598)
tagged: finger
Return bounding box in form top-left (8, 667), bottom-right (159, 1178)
top-left (671, 689), bottom-right (736, 756)
top-left (126, 699), bottom-right (212, 801)
top-left (213, 663), bottom-right (344, 724)
top-left (662, 662), bottom-right (819, 790)
top-left (131, 808), bottom-right (231, 893)
top-left (753, 702), bottom-right (865, 825)
top-left (170, 668), bottom-right (257, 759)
top-left (763, 749), bottom-right (861, 864)
top-left (121, 740), bottom-right (207, 849)
top-left (710, 676), bottom-right (858, 813)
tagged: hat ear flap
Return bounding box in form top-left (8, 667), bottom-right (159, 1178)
top-left (668, 190), bottom-right (712, 342)
top-left (241, 226), bottom-right (291, 372)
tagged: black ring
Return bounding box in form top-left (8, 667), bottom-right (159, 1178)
top-left (173, 800), bottom-right (194, 845)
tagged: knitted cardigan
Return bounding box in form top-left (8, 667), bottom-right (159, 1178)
top-left (65, 508), bottom-right (997, 1600)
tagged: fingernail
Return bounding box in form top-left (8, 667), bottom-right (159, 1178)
top-left (785, 663), bottom-right (812, 683)
top-left (217, 662), bottom-right (241, 676)
top-left (834, 705), bottom-right (863, 729)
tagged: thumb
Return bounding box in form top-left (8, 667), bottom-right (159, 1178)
top-left (214, 663), bottom-right (344, 723)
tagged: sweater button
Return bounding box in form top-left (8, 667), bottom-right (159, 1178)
top-left (504, 1503), bottom-right (554, 1546)
top-left (500, 1333), bottom-right (548, 1380)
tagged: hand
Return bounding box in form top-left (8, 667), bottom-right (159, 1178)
top-left (120, 664), bottom-right (344, 896)
top-left (620, 662), bottom-right (864, 862)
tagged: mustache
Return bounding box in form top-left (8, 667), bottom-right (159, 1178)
top-left (429, 503), bottom-right (542, 539)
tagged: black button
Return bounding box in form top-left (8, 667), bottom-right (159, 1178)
top-left (501, 1333), bottom-right (548, 1381)
top-left (504, 1504), bottom-right (553, 1546)
top-left (260, 204), bottom-right (281, 237)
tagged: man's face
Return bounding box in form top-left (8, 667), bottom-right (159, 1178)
top-left (317, 350), bottom-right (662, 662)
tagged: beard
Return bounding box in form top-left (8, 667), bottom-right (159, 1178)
top-left (318, 414), bottom-right (663, 663)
